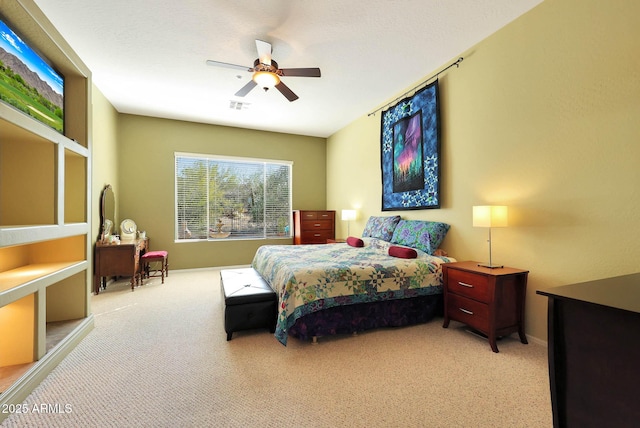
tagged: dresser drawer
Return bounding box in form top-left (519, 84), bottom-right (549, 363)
top-left (299, 211), bottom-right (335, 221)
top-left (447, 293), bottom-right (489, 332)
top-left (299, 211), bottom-right (319, 220)
top-left (301, 230), bottom-right (333, 243)
top-left (447, 268), bottom-right (491, 303)
top-left (302, 219), bottom-right (333, 230)
top-left (315, 211), bottom-right (334, 221)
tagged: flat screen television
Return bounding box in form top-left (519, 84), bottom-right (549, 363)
top-left (0, 16), bottom-right (64, 133)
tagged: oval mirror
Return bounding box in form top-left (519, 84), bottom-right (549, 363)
top-left (99, 184), bottom-right (115, 240)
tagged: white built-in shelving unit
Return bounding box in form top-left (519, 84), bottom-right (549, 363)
top-left (0, 0), bottom-right (93, 415)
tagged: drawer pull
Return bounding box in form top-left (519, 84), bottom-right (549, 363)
top-left (458, 281), bottom-right (474, 288)
top-left (314, 233), bottom-right (321, 237)
top-left (314, 223), bottom-right (321, 227)
top-left (459, 308), bottom-right (474, 315)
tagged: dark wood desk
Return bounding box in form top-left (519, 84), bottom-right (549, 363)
top-left (537, 273), bottom-right (640, 428)
top-left (94, 238), bottom-right (148, 294)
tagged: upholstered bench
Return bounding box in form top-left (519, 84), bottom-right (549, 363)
top-left (220, 268), bottom-right (277, 341)
top-left (140, 250), bottom-right (169, 284)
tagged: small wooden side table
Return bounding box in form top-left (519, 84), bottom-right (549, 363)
top-left (442, 261), bottom-right (529, 352)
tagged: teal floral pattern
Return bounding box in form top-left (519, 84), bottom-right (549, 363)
top-left (252, 238), bottom-right (455, 345)
top-left (390, 220), bottom-right (450, 255)
top-left (361, 215), bottom-right (401, 241)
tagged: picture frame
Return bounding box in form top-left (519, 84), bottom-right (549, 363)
top-left (380, 80), bottom-right (441, 210)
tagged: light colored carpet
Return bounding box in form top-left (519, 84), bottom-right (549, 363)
top-left (2, 269), bottom-right (552, 427)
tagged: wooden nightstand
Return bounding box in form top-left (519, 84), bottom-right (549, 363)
top-left (442, 261), bottom-right (529, 353)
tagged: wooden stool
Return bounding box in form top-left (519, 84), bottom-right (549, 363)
top-left (140, 250), bottom-right (169, 284)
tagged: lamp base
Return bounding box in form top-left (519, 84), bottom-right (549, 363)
top-left (478, 262), bottom-right (504, 269)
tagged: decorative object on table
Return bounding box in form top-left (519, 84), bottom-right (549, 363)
top-left (101, 219), bottom-right (113, 243)
top-left (341, 209), bottom-right (357, 237)
top-left (210, 218), bottom-right (231, 238)
top-left (120, 218), bottom-right (137, 241)
top-left (472, 205), bottom-right (508, 268)
top-left (380, 80), bottom-right (441, 210)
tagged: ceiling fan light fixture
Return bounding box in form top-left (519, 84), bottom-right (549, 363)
top-left (252, 71), bottom-right (280, 88)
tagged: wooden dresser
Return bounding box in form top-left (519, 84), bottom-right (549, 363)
top-left (442, 261), bottom-right (529, 353)
top-left (292, 210), bottom-right (335, 244)
top-left (94, 238), bottom-right (148, 293)
top-left (537, 274), bottom-right (640, 428)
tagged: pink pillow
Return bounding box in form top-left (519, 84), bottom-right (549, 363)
top-left (388, 245), bottom-right (417, 259)
top-left (346, 236), bottom-right (364, 247)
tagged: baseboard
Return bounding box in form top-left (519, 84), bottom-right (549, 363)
top-left (173, 264), bottom-right (251, 273)
top-left (0, 315), bottom-right (94, 422)
top-left (464, 328), bottom-right (548, 348)
top-left (526, 333), bottom-right (547, 348)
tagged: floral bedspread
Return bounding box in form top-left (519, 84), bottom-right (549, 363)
top-left (251, 238), bottom-right (455, 345)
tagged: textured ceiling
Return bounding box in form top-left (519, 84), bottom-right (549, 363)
top-left (32, 0), bottom-right (542, 138)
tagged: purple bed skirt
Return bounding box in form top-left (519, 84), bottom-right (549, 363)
top-left (287, 294), bottom-right (443, 341)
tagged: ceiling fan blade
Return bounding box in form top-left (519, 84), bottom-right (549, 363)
top-left (255, 39), bottom-right (272, 65)
top-left (235, 80), bottom-right (258, 97)
top-left (274, 81), bottom-right (299, 102)
top-left (279, 68), bottom-right (321, 78)
top-left (206, 60), bottom-right (252, 72)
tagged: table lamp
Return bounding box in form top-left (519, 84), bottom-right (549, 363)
top-left (341, 209), bottom-right (357, 237)
top-left (472, 205), bottom-right (508, 268)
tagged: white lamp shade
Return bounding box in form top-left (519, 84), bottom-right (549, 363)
top-left (472, 205), bottom-right (508, 228)
top-left (341, 209), bottom-right (357, 221)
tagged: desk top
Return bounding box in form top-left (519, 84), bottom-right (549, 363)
top-left (443, 260), bottom-right (529, 276)
top-left (96, 237), bottom-right (147, 248)
top-left (537, 272), bottom-right (640, 314)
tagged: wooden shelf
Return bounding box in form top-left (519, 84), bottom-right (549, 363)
top-left (0, 261), bottom-right (86, 296)
top-left (0, 364), bottom-right (32, 395)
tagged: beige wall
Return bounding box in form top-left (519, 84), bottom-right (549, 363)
top-left (116, 114), bottom-right (326, 269)
top-left (91, 85), bottom-right (120, 243)
top-left (327, 0), bottom-right (640, 342)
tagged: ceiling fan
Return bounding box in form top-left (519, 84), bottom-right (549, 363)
top-left (206, 40), bottom-right (321, 102)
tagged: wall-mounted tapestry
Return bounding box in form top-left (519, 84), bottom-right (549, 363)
top-left (380, 80), bottom-right (441, 210)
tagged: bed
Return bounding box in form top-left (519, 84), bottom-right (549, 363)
top-left (251, 217), bottom-right (454, 345)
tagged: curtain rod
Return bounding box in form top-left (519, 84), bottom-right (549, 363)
top-left (367, 57), bottom-right (464, 117)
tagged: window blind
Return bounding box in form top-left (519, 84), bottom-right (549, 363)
top-left (175, 153), bottom-right (292, 241)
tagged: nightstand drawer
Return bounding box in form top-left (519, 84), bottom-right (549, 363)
top-left (447, 293), bottom-right (489, 332)
top-left (447, 268), bottom-right (491, 303)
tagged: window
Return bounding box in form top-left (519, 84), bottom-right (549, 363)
top-left (175, 153), bottom-right (292, 241)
